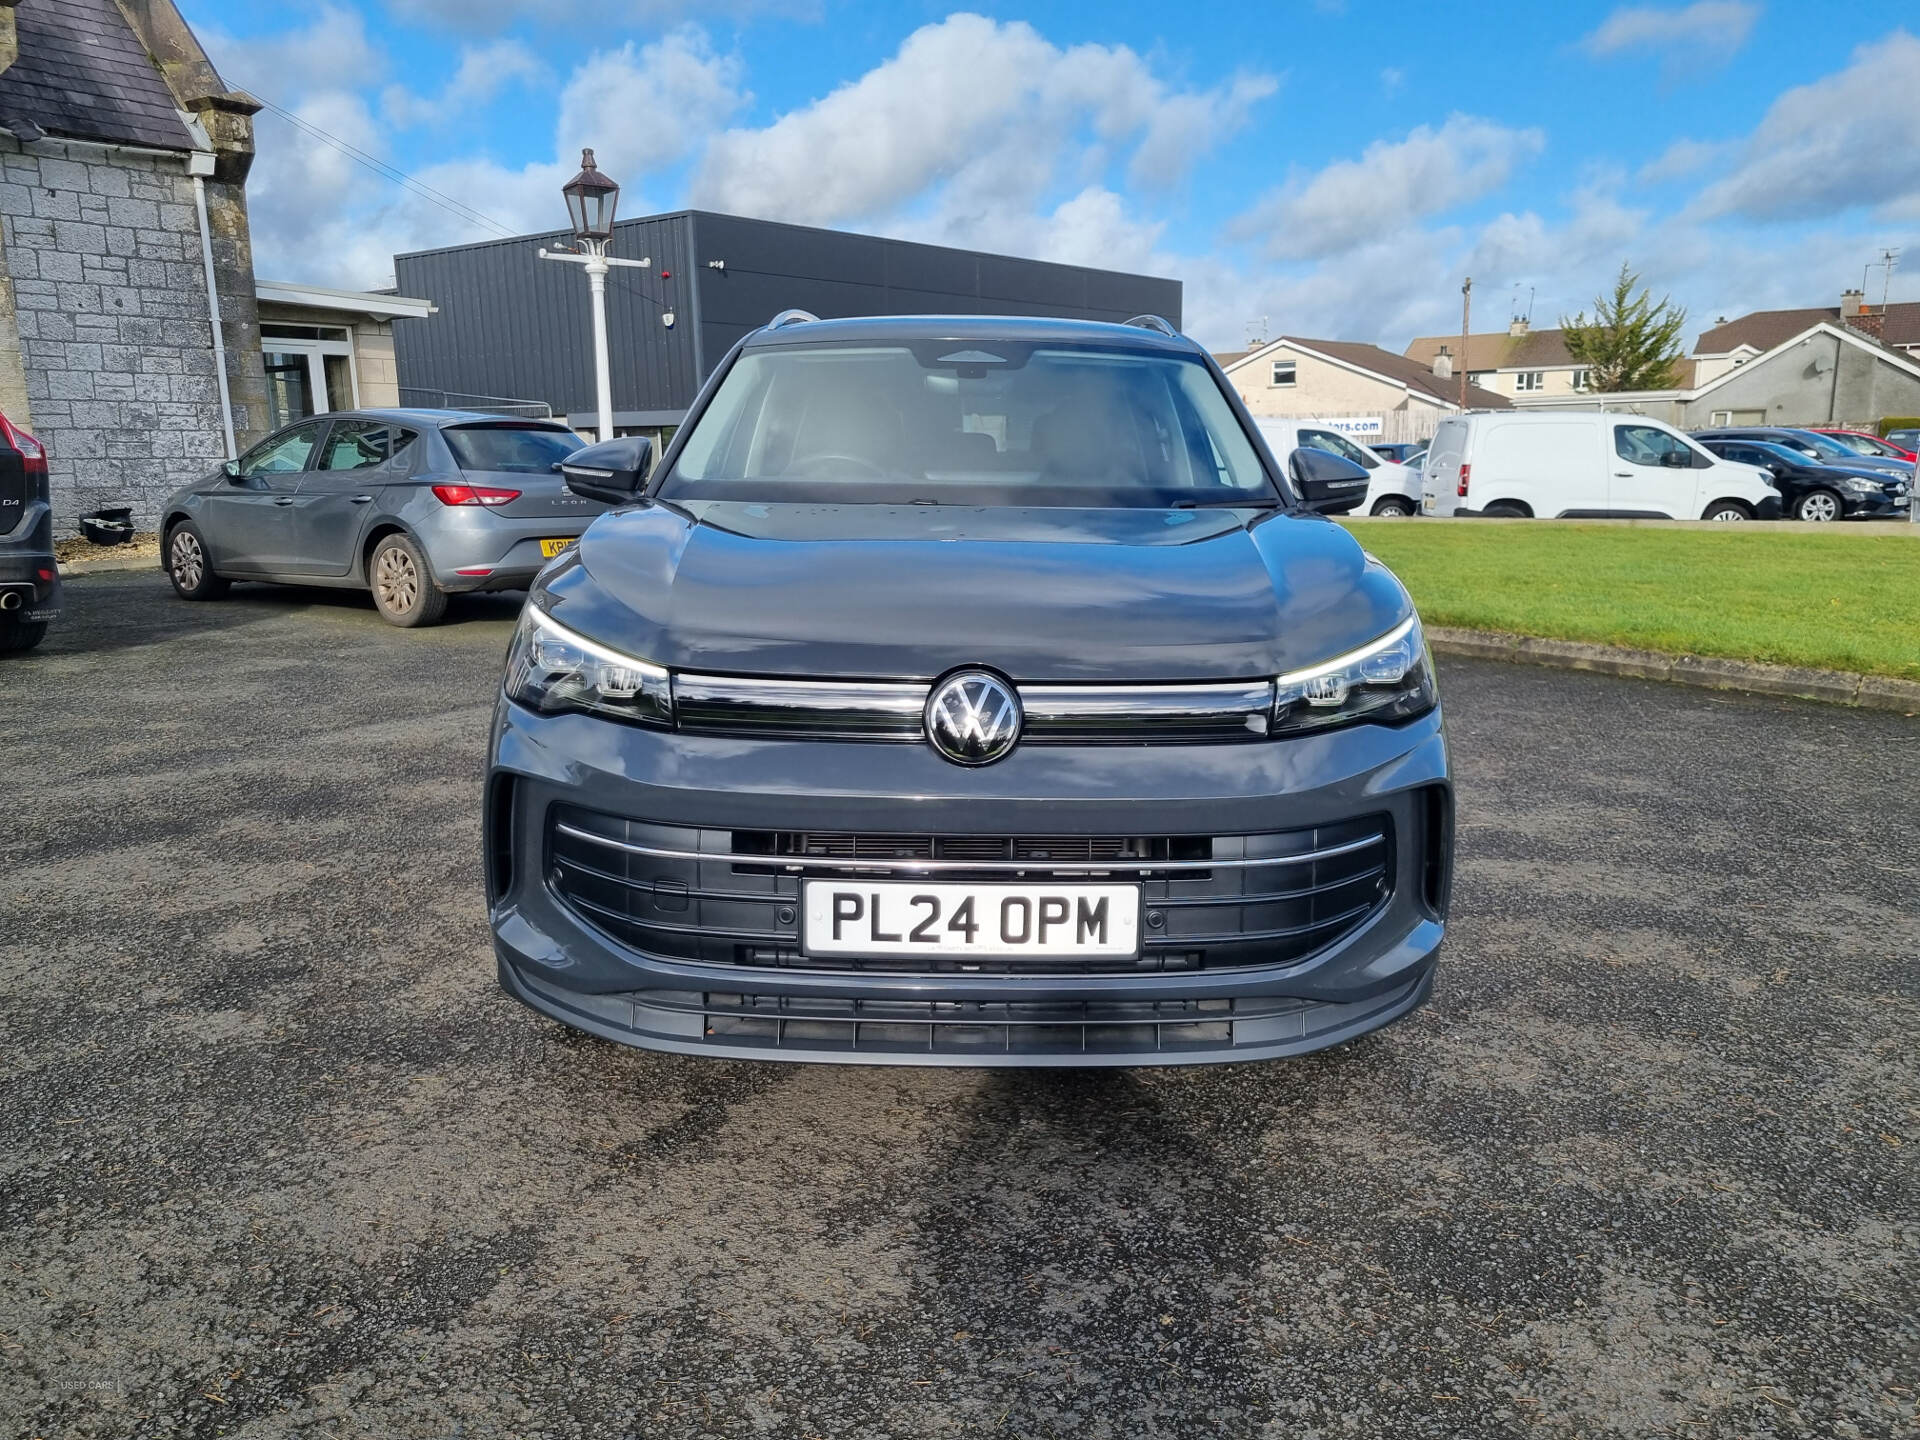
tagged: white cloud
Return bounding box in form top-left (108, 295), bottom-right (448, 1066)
top-left (1637, 136), bottom-right (1728, 183)
top-left (201, 3), bottom-right (385, 96)
top-left (1228, 115), bottom-right (1545, 261)
top-left (1697, 30), bottom-right (1920, 221)
top-left (382, 41), bottom-right (548, 129)
top-left (1582, 2), bottom-right (1760, 62)
top-left (691, 14), bottom-right (1275, 226)
top-left (557, 27), bottom-right (748, 175)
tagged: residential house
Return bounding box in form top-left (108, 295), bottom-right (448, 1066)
top-left (1692, 289), bottom-right (1920, 382)
top-left (0, 0), bottom-right (269, 530)
top-left (1502, 309), bottom-right (1920, 431)
top-left (1403, 317), bottom-right (1699, 400)
top-left (1215, 335), bottom-right (1508, 444)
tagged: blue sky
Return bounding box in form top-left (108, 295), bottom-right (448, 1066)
top-left (181, 1), bottom-right (1920, 352)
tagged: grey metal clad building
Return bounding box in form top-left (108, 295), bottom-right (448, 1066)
top-left (389, 210), bottom-right (1183, 432)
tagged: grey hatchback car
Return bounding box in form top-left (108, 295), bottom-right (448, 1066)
top-left (160, 410), bottom-right (600, 626)
top-left (487, 313), bottom-right (1452, 1066)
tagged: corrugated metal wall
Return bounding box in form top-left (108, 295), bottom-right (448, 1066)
top-left (392, 213), bottom-right (697, 419)
top-left (393, 211), bottom-right (1183, 421)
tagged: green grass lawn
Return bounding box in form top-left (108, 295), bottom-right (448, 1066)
top-left (1340, 521), bottom-right (1920, 681)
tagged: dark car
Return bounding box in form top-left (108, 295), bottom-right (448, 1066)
top-left (158, 410), bottom-right (600, 626)
top-left (1693, 426), bottom-right (1913, 479)
top-left (0, 411), bottom-right (61, 654)
top-left (485, 313), bottom-right (1452, 1067)
top-left (1810, 428), bottom-right (1917, 463)
top-left (1368, 442), bottom-right (1424, 465)
top-left (1694, 436), bottom-right (1911, 521)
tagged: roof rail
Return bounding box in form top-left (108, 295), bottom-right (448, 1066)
top-left (767, 308), bottom-right (820, 329)
top-left (1123, 314), bottom-right (1180, 338)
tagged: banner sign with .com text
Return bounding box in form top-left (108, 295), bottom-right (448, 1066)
top-left (1320, 416), bottom-right (1385, 437)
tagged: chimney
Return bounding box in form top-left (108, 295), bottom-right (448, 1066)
top-left (1432, 345), bottom-right (1453, 380)
top-left (1850, 308), bottom-right (1886, 342)
top-left (1841, 288), bottom-right (1866, 318)
top-left (1508, 316), bottom-right (1530, 337)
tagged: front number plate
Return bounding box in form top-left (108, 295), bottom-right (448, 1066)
top-left (539, 537), bottom-right (577, 558)
top-left (803, 881), bottom-right (1140, 959)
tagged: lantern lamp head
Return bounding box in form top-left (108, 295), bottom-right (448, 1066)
top-left (562, 148), bottom-right (619, 242)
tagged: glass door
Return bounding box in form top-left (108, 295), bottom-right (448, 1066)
top-left (260, 328), bottom-right (359, 431)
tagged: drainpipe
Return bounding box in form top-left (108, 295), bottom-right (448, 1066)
top-left (189, 151), bottom-right (237, 460)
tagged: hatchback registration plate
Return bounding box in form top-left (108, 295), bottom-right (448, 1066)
top-left (803, 881), bottom-right (1140, 959)
top-left (539, 537), bottom-right (576, 558)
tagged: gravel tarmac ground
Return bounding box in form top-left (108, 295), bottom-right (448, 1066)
top-left (2, 571), bottom-right (1915, 1440)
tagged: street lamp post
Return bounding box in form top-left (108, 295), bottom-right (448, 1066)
top-left (537, 149), bottom-right (651, 443)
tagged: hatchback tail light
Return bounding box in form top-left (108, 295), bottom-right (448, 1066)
top-left (1456, 462), bottom-right (1470, 498)
top-left (432, 483), bottom-right (520, 507)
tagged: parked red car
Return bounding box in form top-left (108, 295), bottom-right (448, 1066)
top-left (1810, 428), bottom-right (1918, 463)
top-left (0, 410), bottom-right (62, 653)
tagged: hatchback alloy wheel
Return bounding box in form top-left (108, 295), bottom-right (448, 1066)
top-left (170, 529), bottom-right (204, 589)
top-left (1795, 491), bottom-right (1841, 522)
top-left (375, 545), bottom-right (418, 613)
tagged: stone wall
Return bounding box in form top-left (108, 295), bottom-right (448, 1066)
top-left (0, 133), bottom-right (257, 530)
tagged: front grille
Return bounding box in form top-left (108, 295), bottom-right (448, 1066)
top-left (677, 991), bottom-right (1315, 1056)
top-left (546, 807), bottom-right (1392, 975)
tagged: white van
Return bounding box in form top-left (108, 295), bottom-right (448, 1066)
top-left (1254, 419), bottom-right (1423, 516)
top-left (1420, 412), bottom-right (1782, 521)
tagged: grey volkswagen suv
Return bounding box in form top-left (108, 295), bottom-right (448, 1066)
top-left (159, 410), bottom-right (598, 626)
top-left (486, 314), bottom-right (1452, 1066)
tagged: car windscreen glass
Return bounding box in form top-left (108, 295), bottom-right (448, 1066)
top-left (444, 425), bottom-right (586, 474)
top-left (1790, 432), bottom-right (1858, 461)
top-left (662, 342), bottom-right (1279, 507)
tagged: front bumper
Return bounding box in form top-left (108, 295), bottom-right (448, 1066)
top-left (487, 696), bottom-right (1452, 1067)
top-left (1840, 490), bottom-right (1909, 519)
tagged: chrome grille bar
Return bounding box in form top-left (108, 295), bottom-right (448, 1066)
top-left (552, 820), bottom-right (1381, 873)
top-left (669, 673), bottom-right (1276, 743)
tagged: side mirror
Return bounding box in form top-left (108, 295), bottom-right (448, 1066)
top-left (1661, 449), bottom-right (1690, 468)
top-left (1288, 447), bottom-right (1370, 515)
top-left (558, 435), bottom-right (655, 506)
top-left (222, 459), bottom-right (242, 481)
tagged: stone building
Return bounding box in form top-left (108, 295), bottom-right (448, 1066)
top-left (0, 0), bottom-right (267, 531)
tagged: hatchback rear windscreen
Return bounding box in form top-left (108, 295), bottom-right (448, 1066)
top-left (445, 425), bottom-right (586, 474)
top-left (662, 342), bottom-right (1280, 507)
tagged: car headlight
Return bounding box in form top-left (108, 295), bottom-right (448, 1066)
top-left (1273, 614), bottom-right (1436, 735)
top-left (1840, 477), bottom-right (1879, 493)
top-left (503, 604), bottom-right (672, 727)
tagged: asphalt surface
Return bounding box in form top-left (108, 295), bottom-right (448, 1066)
top-left (2, 571), bottom-right (1915, 1440)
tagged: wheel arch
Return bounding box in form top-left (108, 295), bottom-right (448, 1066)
top-left (359, 521), bottom-right (416, 583)
top-left (1483, 498), bottom-right (1534, 518)
top-left (1700, 497), bottom-right (1755, 519)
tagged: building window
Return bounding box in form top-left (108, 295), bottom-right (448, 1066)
top-left (1271, 361), bottom-right (1297, 387)
top-left (1467, 370), bottom-right (1494, 387)
top-left (1515, 371), bottom-right (1545, 392)
top-left (1572, 369), bottom-right (1590, 391)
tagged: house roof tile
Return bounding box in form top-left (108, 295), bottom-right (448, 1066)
top-left (2, 0), bottom-right (198, 152)
top-left (1694, 304), bottom-right (1920, 354)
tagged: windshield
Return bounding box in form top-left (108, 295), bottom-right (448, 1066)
top-left (662, 341), bottom-right (1278, 507)
top-left (1788, 431), bottom-right (1860, 461)
top-left (445, 424), bottom-right (585, 474)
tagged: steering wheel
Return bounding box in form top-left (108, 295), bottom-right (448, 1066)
top-left (787, 452), bottom-right (889, 479)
